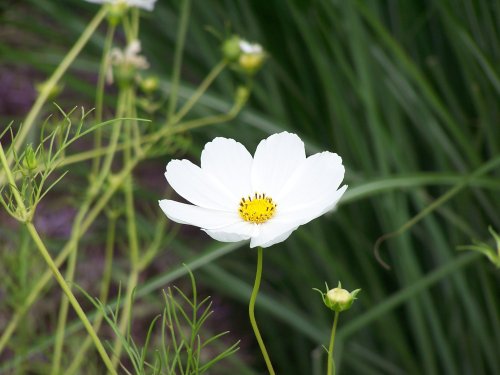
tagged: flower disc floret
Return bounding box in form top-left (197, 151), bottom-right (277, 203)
top-left (239, 193), bottom-right (277, 224)
top-left (159, 132), bottom-right (347, 248)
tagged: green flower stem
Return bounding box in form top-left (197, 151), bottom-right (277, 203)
top-left (109, 269), bottom-right (139, 371)
top-left (92, 22), bottom-right (117, 177)
top-left (51, 90), bottom-right (126, 375)
top-left (327, 312), bottom-right (340, 375)
top-left (0, 143), bottom-right (116, 374)
top-left (0, 7), bottom-right (108, 184)
top-left (109, 88), bottom-right (142, 371)
top-left (0, 64), bottom-right (241, 355)
top-left (25, 223), bottom-right (117, 375)
top-left (167, 60), bottom-right (227, 126)
top-left (131, 8), bottom-right (140, 41)
top-left (167, 0), bottom-right (192, 119)
top-left (249, 247), bottom-right (276, 375)
top-left (66, 213), bottom-right (117, 375)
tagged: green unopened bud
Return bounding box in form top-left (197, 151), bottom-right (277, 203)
top-left (22, 144), bottom-right (38, 171)
top-left (221, 35), bottom-right (242, 62)
top-left (36, 81), bottom-right (63, 101)
top-left (235, 86), bottom-right (250, 106)
top-left (239, 53), bottom-right (265, 74)
top-left (238, 40), bottom-right (266, 75)
top-left (107, 2), bottom-right (128, 26)
top-left (315, 282), bottom-right (361, 313)
top-left (139, 75), bottom-right (160, 95)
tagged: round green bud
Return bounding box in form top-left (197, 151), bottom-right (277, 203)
top-left (315, 282), bottom-right (361, 313)
top-left (139, 75), bottom-right (160, 94)
top-left (238, 53), bottom-right (265, 75)
top-left (222, 35), bottom-right (242, 62)
top-left (326, 288), bottom-right (354, 312)
top-left (35, 81), bottom-right (63, 100)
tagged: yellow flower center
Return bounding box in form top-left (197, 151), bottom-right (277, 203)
top-left (238, 193), bottom-right (277, 224)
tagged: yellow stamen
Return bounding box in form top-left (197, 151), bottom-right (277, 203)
top-left (238, 193), bottom-right (277, 224)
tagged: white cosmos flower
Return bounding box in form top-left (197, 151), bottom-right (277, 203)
top-left (84, 0), bottom-right (157, 11)
top-left (159, 132), bottom-right (347, 248)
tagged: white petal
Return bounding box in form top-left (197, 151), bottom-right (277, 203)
top-left (159, 200), bottom-right (239, 230)
top-left (249, 217), bottom-right (300, 248)
top-left (127, 0), bottom-right (157, 10)
top-left (277, 152), bottom-right (345, 213)
top-left (251, 132), bottom-right (306, 197)
top-left (203, 221), bottom-right (257, 243)
top-left (165, 159), bottom-right (234, 210)
top-left (248, 184), bottom-right (347, 248)
top-left (278, 185), bottom-right (347, 226)
top-left (257, 229), bottom-right (295, 248)
top-left (201, 137), bottom-right (253, 201)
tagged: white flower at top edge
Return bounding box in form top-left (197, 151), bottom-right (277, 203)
top-left (84, 0), bottom-right (157, 11)
top-left (159, 132), bottom-right (347, 248)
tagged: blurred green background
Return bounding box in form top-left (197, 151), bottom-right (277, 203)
top-left (1, 0), bottom-right (499, 374)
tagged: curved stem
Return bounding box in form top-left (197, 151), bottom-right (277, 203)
top-left (167, 60), bottom-right (227, 126)
top-left (249, 247), bottom-right (276, 375)
top-left (109, 88), bottom-right (141, 372)
top-left (167, 0), bottom-right (191, 119)
top-left (1, 7), bottom-right (108, 183)
top-left (66, 213), bottom-right (117, 375)
top-left (92, 22), bottom-right (117, 176)
top-left (327, 312), bottom-right (340, 375)
top-left (25, 224), bottom-right (116, 375)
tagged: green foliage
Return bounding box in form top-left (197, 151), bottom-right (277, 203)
top-left (1, 0), bottom-right (499, 374)
top-left (82, 269), bottom-right (239, 375)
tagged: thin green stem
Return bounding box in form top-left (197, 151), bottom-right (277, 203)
top-left (109, 88), bottom-right (141, 372)
top-left (167, 60), bottom-right (227, 126)
top-left (0, 7), bottom-right (108, 184)
top-left (167, 0), bottom-right (192, 119)
top-left (327, 312), bottom-right (340, 375)
top-left (0, 142), bottom-right (116, 374)
top-left (66, 213), bottom-right (117, 375)
top-left (0, 62), bottom-right (239, 356)
top-left (92, 22), bottom-right (117, 176)
top-left (25, 223), bottom-right (117, 375)
top-left (50, 90), bottom-right (126, 374)
top-left (110, 270), bottom-right (139, 371)
top-left (249, 247), bottom-right (276, 375)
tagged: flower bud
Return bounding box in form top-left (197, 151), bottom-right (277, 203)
top-left (107, 40), bottom-right (149, 87)
top-left (315, 282), bottom-right (361, 313)
top-left (221, 35), bottom-right (242, 62)
top-left (238, 40), bottom-right (266, 75)
top-left (35, 81), bottom-right (63, 101)
top-left (22, 144), bottom-right (38, 171)
top-left (139, 75), bottom-right (160, 95)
